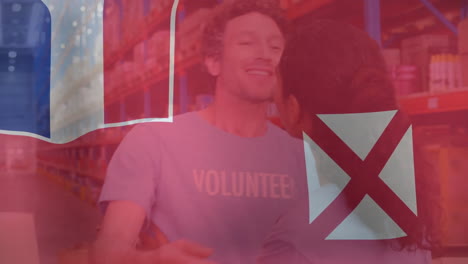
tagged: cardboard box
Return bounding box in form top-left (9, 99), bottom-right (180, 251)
top-left (401, 35), bottom-right (450, 92)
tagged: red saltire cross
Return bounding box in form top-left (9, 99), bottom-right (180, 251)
top-left (306, 111), bottom-right (418, 240)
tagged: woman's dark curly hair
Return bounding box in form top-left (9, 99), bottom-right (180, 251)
top-left (280, 19), bottom-right (442, 252)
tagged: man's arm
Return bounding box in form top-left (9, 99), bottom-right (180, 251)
top-left (90, 201), bottom-right (216, 264)
top-left (90, 201), bottom-right (148, 264)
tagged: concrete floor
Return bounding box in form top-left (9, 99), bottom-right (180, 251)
top-left (0, 169), bottom-right (100, 264)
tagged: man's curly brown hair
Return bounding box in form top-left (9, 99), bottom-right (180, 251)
top-left (201, 0), bottom-right (289, 60)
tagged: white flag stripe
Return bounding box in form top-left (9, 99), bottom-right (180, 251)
top-left (45, 0), bottom-right (105, 142)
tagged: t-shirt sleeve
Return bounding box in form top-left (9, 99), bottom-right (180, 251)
top-left (99, 124), bottom-right (161, 218)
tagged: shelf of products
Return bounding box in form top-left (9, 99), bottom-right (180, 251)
top-left (399, 89), bottom-right (468, 115)
top-left (104, 4), bottom-right (173, 70)
top-left (105, 54), bottom-right (201, 107)
top-left (37, 163), bottom-right (103, 206)
top-left (37, 126), bottom-right (128, 205)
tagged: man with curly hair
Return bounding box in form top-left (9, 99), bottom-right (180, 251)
top-left (91, 1), bottom-right (309, 263)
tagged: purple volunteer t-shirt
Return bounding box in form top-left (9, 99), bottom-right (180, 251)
top-left (99, 111), bottom-right (309, 263)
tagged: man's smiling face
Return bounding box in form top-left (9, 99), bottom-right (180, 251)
top-left (215, 12), bottom-right (285, 103)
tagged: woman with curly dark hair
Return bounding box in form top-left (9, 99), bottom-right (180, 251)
top-left (258, 19), bottom-right (442, 263)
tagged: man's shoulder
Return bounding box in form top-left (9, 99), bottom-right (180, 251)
top-left (172, 111), bottom-right (201, 123)
top-left (268, 123), bottom-right (302, 144)
top-left (267, 123), bottom-right (304, 154)
top-left (127, 112), bottom-right (201, 135)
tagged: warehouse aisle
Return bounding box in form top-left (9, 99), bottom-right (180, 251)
top-left (0, 169), bottom-right (100, 264)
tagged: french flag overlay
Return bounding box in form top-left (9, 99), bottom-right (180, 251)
top-left (0, 0), bottom-right (179, 143)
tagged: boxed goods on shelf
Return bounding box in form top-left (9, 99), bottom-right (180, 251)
top-left (382, 48), bottom-right (401, 70)
top-left (394, 65), bottom-right (420, 96)
top-left (429, 53), bottom-right (463, 92)
top-left (401, 34), bottom-right (451, 92)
